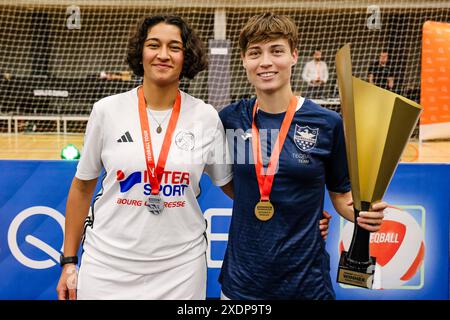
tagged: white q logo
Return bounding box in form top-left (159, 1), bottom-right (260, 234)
top-left (7, 206), bottom-right (65, 269)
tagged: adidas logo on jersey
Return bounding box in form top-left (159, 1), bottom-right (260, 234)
top-left (117, 131), bottom-right (134, 143)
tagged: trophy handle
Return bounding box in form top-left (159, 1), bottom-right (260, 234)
top-left (347, 201), bottom-right (372, 268)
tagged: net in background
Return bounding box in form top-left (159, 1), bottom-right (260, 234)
top-left (0, 0), bottom-right (449, 135)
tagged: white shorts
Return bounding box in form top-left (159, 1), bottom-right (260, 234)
top-left (77, 251), bottom-right (206, 300)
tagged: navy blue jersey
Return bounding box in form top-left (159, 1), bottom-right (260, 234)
top-left (218, 97), bottom-right (350, 300)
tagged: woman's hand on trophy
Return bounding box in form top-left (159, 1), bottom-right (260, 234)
top-left (356, 201), bottom-right (387, 232)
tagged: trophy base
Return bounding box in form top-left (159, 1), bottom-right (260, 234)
top-left (337, 251), bottom-right (376, 289)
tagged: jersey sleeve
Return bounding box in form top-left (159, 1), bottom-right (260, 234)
top-left (325, 116), bottom-right (351, 193)
top-left (203, 117), bottom-right (233, 187)
top-left (218, 103), bottom-right (232, 130)
top-left (321, 62), bottom-right (329, 83)
top-left (75, 103), bottom-right (104, 180)
top-left (302, 62), bottom-right (312, 83)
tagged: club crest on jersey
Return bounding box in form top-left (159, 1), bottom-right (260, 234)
top-left (175, 130), bottom-right (195, 151)
top-left (294, 125), bottom-right (319, 152)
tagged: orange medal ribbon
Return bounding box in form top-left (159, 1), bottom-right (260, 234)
top-left (137, 86), bottom-right (181, 195)
top-left (251, 96), bottom-right (298, 220)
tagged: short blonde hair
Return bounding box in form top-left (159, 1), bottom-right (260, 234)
top-left (239, 12), bottom-right (298, 54)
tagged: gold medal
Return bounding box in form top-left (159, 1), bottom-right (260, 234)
top-left (254, 201), bottom-right (275, 221)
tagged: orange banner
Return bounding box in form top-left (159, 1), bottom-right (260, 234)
top-left (420, 21), bottom-right (450, 140)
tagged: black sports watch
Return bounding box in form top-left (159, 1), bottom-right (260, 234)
top-left (60, 254), bottom-right (78, 267)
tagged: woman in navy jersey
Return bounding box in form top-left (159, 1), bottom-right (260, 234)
top-left (56, 14), bottom-right (234, 300)
top-left (218, 13), bottom-right (387, 299)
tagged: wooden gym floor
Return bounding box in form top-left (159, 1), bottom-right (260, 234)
top-left (0, 134), bottom-right (449, 163)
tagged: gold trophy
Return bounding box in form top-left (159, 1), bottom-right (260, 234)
top-left (335, 45), bottom-right (422, 289)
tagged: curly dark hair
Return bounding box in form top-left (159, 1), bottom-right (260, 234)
top-left (127, 14), bottom-right (207, 80)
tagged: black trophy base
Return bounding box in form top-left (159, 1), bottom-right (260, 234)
top-left (337, 251), bottom-right (376, 289)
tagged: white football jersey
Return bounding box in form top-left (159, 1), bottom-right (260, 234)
top-left (76, 87), bottom-right (232, 274)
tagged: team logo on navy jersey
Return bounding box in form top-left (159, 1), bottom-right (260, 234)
top-left (175, 131), bottom-right (195, 151)
top-left (294, 125), bottom-right (319, 152)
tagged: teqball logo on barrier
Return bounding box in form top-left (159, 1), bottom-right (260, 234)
top-left (8, 206), bottom-right (65, 269)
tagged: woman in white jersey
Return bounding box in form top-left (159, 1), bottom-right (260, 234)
top-left (56, 14), bottom-right (234, 300)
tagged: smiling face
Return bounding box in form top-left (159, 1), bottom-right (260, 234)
top-left (142, 22), bottom-right (184, 87)
top-left (242, 38), bottom-right (298, 94)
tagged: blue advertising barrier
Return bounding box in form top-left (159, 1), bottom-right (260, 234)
top-left (0, 160), bottom-right (448, 299)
